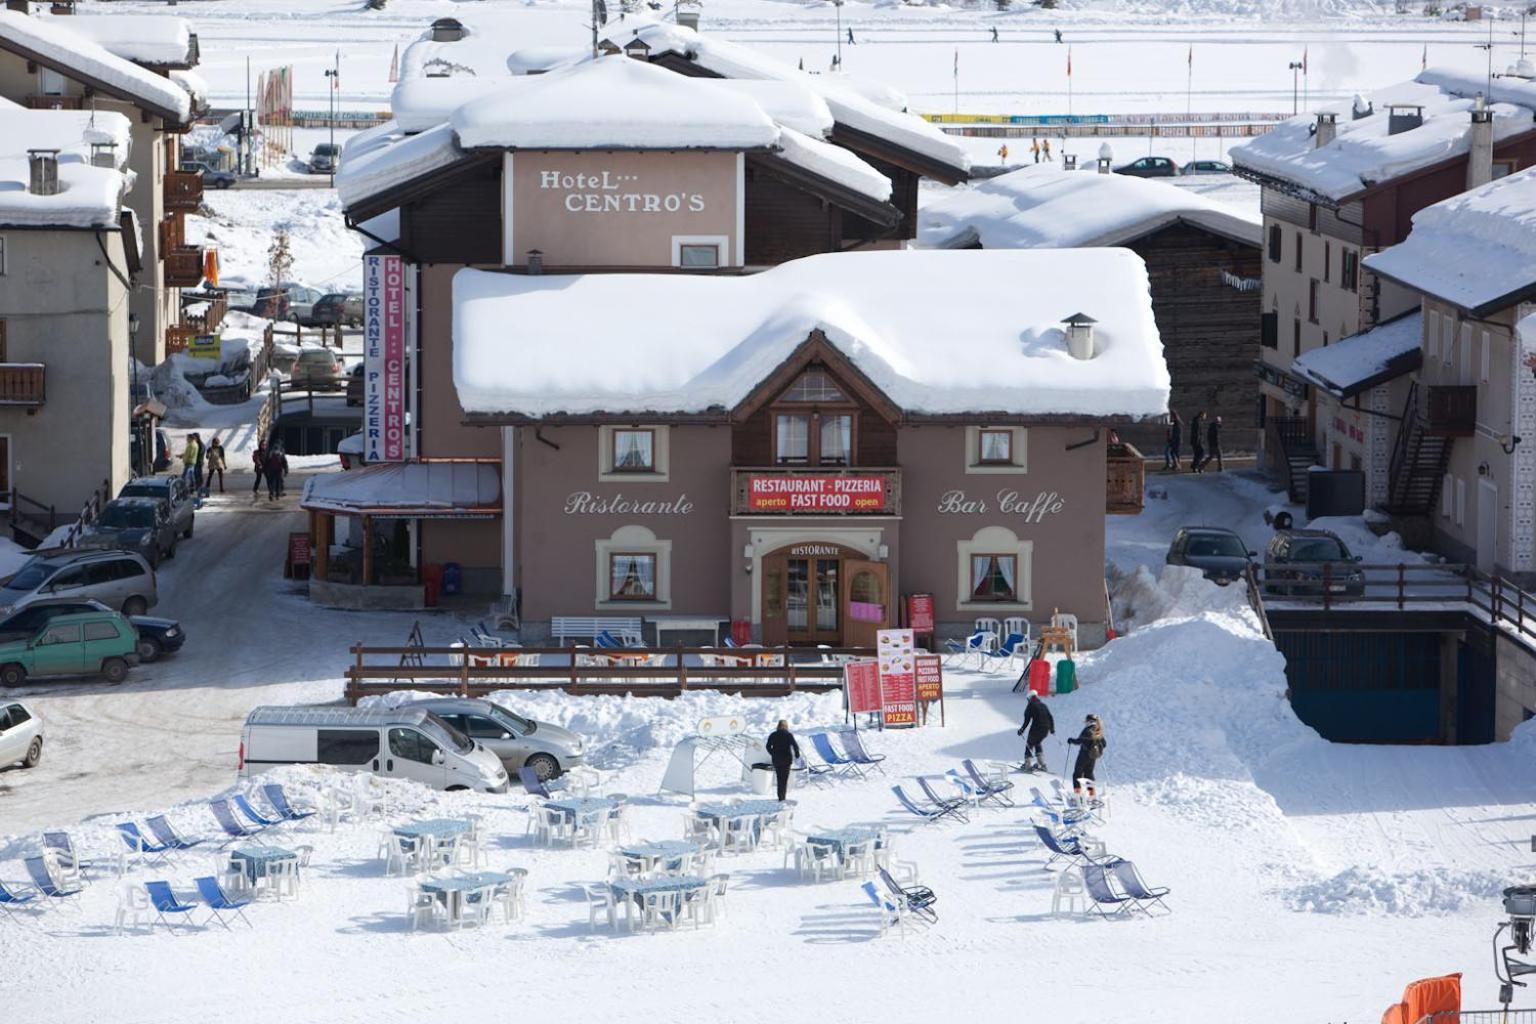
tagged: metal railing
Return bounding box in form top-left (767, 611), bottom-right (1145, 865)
top-left (343, 644), bottom-right (871, 704)
top-left (1243, 564), bottom-right (1273, 641)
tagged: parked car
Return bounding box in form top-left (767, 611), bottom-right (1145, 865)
top-left (251, 284), bottom-right (323, 323)
top-left (308, 143), bottom-right (342, 174)
top-left (289, 347), bottom-right (347, 388)
top-left (1165, 526), bottom-right (1257, 586)
top-left (1181, 159), bottom-right (1232, 175)
top-left (223, 287), bottom-right (261, 314)
top-left (118, 475), bottom-right (196, 540)
top-left (129, 427), bottom-right (172, 476)
top-left (0, 700), bottom-right (42, 768)
top-left (0, 611), bottom-right (138, 686)
top-left (1263, 528), bottom-right (1366, 598)
top-left (179, 159), bottom-right (236, 189)
top-left (311, 292), bottom-right (364, 328)
top-left (399, 697), bottom-right (587, 781)
top-left (238, 705), bottom-right (510, 792)
top-left (346, 362), bottom-right (364, 406)
top-left (0, 598), bottom-right (184, 663)
top-left (78, 498), bottom-right (178, 567)
top-left (1115, 156), bottom-right (1180, 178)
top-left (0, 550), bottom-right (158, 617)
top-left (251, 285), bottom-right (290, 320)
top-left (285, 286), bottom-right (325, 325)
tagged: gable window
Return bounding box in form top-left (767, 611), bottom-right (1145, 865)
top-left (1341, 249), bottom-right (1359, 292)
top-left (771, 367), bottom-right (857, 467)
top-left (1267, 224), bottom-right (1282, 263)
top-left (608, 553), bottom-right (658, 600)
top-left (782, 368), bottom-right (846, 403)
top-left (611, 429), bottom-right (655, 473)
top-left (970, 554), bottom-right (1018, 602)
top-left (598, 425), bottom-right (669, 482)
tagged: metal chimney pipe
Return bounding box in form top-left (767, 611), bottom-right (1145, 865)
top-left (526, 249), bottom-right (543, 275)
top-left (1468, 96), bottom-right (1495, 190)
top-left (1315, 111), bottom-right (1338, 149)
top-left (28, 149), bottom-right (59, 196)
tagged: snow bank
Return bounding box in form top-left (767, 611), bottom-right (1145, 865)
top-left (1111, 563), bottom-right (1259, 634)
top-left (1290, 865), bottom-right (1510, 916)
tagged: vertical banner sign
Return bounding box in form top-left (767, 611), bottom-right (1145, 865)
top-left (876, 628), bottom-right (917, 728)
top-left (844, 660), bottom-right (882, 717)
top-left (915, 654), bottom-right (945, 727)
top-left (363, 254), bottom-right (406, 463)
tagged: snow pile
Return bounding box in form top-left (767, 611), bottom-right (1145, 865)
top-left (1364, 165), bottom-right (1536, 312)
top-left (1290, 865), bottom-right (1510, 916)
top-left (0, 10), bottom-right (191, 122)
top-left (1305, 513), bottom-right (1433, 565)
top-left (1111, 563), bottom-right (1258, 633)
top-left (0, 109), bottom-right (133, 229)
top-left (391, 77), bottom-right (513, 134)
top-left (919, 164), bottom-right (1261, 250)
top-left (1290, 311), bottom-right (1422, 396)
top-left (453, 248), bottom-right (1170, 419)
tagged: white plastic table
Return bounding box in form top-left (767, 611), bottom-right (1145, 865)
top-left (648, 616), bottom-right (723, 647)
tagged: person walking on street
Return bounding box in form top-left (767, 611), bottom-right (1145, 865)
top-left (193, 432), bottom-right (208, 496)
top-left (847, 27), bottom-right (855, 45)
top-left (991, 25), bottom-right (999, 41)
top-left (265, 445), bottom-right (288, 501)
top-left (1054, 28), bottom-right (1063, 43)
top-left (251, 442), bottom-right (267, 496)
top-left (1164, 411), bottom-right (1182, 471)
top-left (1206, 415), bottom-right (1224, 472)
top-left (1042, 139), bottom-right (1053, 161)
top-left (1189, 411), bottom-right (1207, 474)
top-left (1016, 692), bottom-right (1055, 771)
top-left (1066, 714), bottom-right (1106, 798)
top-left (765, 720), bottom-right (801, 802)
top-left (1031, 136), bottom-right (1041, 163)
top-left (205, 437), bottom-right (226, 494)
top-left (180, 434), bottom-right (201, 489)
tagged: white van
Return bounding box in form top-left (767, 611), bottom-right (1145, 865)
top-left (238, 706), bottom-right (509, 793)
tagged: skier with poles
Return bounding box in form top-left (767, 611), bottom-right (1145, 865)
top-left (1015, 692), bottom-right (1055, 772)
top-left (1065, 713), bottom-right (1106, 799)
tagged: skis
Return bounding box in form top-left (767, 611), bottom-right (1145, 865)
top-left (1009, 762), bottom-right (1051, 774)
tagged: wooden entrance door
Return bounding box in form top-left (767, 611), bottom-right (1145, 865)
top-left (842, 558), bottom-right (890, 650)
top-left (761, 545), bottom-right (868, 646)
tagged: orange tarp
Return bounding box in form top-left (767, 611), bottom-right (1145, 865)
top-left (1382, 973), bottom-right (1461, 1024)
top-left (202, 248), bottom-right (220, 288)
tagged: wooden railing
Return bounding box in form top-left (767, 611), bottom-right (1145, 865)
top-left (0, 364), bottom-right (45, 407)
top-left (1242, 564), bottom-right (1273, 641)
top-left (1425, 384), bottom-right (1477, 437)
top-left (25, 94), bottom-right (82, 110)
top-left (729, 467), bottom-right (901, 516)
top-left (183, 293), bottom-right (229, 335)
top-left (164, 246), bottom-right (205, 288)
top-left (343, 644), bottom-right (873, 703)
top-left (1106, 440), bottom-right (1144, 515)
top-left (163, 169), bottom-right (204, 212)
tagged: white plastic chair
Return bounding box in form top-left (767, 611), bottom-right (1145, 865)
top-left (683, 814), bottom-right (718, 849)
top-left (973, 617), bottom-right (1002, 645)
top-left (1002, 617), bottom-right (1032, 646)
top-left (842, 840), bottom-right (876, 880)
top-left (406, 884), bottom-right (441, 930)
top-left (584, 882), bottom-right (617, 932)
top-left (802, 841), bottom-right (837, 883)
top-left (1050, 610), bottom-right (1079, 651)
top-left (269, 856), bottom-right (300, 900)
top-left (722, 816), bottom-right (757, 855)
top-left (682, 882), bottom-right (711, 927)
top-left (114, 883), bottom-right (152, 935)
top-left (641, 889), bottom-right (682, 931)
top-left (1052, 866), bottom-right (1088, 916)
top-left (383, 833), bottom-right (423, 877)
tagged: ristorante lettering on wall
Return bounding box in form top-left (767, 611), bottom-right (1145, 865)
top-left (539, 170), bottom-right (706, 215)
top-left (563, 491), bottom-right (695, 515)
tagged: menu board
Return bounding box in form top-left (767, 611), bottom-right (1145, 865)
top-left (877, 628), bottom-right (917, 727)
top-left (915, 654), bottom-right (943, 703)
top-left (844, 660), bottom-right (881, 715)
top-left (906, 594), bottom-right (935, 634)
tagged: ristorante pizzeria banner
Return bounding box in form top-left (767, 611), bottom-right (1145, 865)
top-left (746, 474), bottom-right (887, 513)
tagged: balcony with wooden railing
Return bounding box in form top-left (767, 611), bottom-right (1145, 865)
top-left (730, 467), bottom-right (902, 516)
top-left (1106, 440), bottom-right (1146, 515)
top-left (163, 169), bottom-right (204, 212)
top-left (164, 246), bottom-right (205, 288)
top-left (165, 324), bottom-right (196, 355)
top-left (0, 364), bottom-right (46, 407)
top-left (1424, 385), bottom-right (1477, 437)
top-left (26, 94), bottom-right (83, 110)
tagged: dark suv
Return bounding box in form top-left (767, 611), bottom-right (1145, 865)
top-left (1263, 529), bottom-right (1366, 598)
top-left (311, 293), bottom-right (364, 327)
top-left (1165, 526), bottom-right (1256, 585)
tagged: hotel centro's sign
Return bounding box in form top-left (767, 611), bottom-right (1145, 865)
top-left (747, 474), bottom-right (888, 513)
top-left (936, 489), bottom-right (1066, 523)
top-left (540, 169), bottom-right (706, 215)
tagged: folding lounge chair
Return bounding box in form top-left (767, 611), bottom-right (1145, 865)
top-left (0, 878), bottom-right (38, 918)
top-left (1029, 788), bottom-right (1090, 832)
top-left (42, 832), bottom-right (97, 882)
top-left (959, 759), bottom-right (1015, 807)
top-left (23, 856), bottom-right (81, 906)
top-left (791, 752), bottom-right (834, 787)
top-left (1108, 859), bottom-right (1171, 914)
top-left (143, 880), bottom-right (199, 932)
top-left (115, 822), bottom-right (174, 870)
top-left (263, 784), bottom-right (317, 822)
top-left (861, 880), bottom-right (913, 938)
top-left (209, 799), bottom-right (266, 845)
top-left (942, 630), bottom-right (991, 668)
top-left (193, 876), bottom-right (253, 929)
top-left (893, 785), bottom-right (949, 826)
top-left (838, 732), bottom-right (887, 775)
top-left (979, 633), bottom-right (1029, 673)
top-left (878, 866), bottom-right (937, 923)
top-left (1080, 862), bottom-right (1142, 919)
top-left (915, 777), bottom-right (970, 824)
top-left (1032, 824), bottom-right (1097, 869)
top-left (233, 794), bottom-right (282, 829)
top-left (145, 815), bottom-right (204, 852)
top-left (518, 764), bottom-right (554, 798)
top-left (810, 733), bottom-right (864, 780)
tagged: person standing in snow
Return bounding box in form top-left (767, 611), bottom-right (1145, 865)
top-left (998, 142), bottom-right (1009, 164)
top-left (1065, 713), bottom-right (1106, 797)
top-left (1189, 411), bottom-right (1207, 474)
top-left (251, 442), bottom-right (267, 497)
top-left (991, 26), bottom-right (999, 41)
top-left (1016, 692), bottom-right (1055, 771)
top-left (764, 720), bottom-right (801, 802)
top-left (1030, 136), bottom-right (1041, 163)
top-left (205, 437), bottom-right (226, 494)
top-left (1042, 139), bottom-right (1053, 161)
top-left (847, 27), bottom-right (855, 45)
top-left (1164, 411), bottom-right (1182, 471)
top-left (1206, 415), bottom-right (1224, 473)
top-left (265, 444), bottom-right (288, 501)
top-left (1054, 28), bottom-right (1063, 43)
top-left (180, 433), bottom-right (201, 489)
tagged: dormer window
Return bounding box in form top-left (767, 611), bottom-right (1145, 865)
top-left (772, 367), bottom-right (855, 467)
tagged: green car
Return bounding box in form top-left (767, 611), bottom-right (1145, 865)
top-left (0, 611), bottom-right (138, 687)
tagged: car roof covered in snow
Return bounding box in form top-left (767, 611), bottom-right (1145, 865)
top-left (1230, 69), bottom-right (1536, 203)
top-left (1363, 166), bottom-right (1536, 315)
top-left (0, 108), bottom-right (134, 229)
top-left (453, 248), bottom-right (1168, 422)
top-left (918, 164), bottom-right (1260, 250)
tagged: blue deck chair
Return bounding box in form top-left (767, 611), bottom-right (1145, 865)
top-left (1029, 787), bottom-right (1089, 831)
top-left (916, 777), bottom-right (970, 823)
top-left (1080, 862), bottom-right (1142, 918)
top-left (892, 785), bottom-right (949, 825)
top-left (942, 630), bottom-right (990, 668)
top-left (791, 752), bottom-right (834, 787)
top-left (116, 822), bottom-right (173, 867)
top-left (979, 633), bottom-right (1029, 673)
top-left (838, 731), bottom-right (886, 775)
top-left (518, 764), bottom-right (554, 798)
top-left (145, 815), bottom-right (203, 852)
top-left (23, 856), bottom-right (81, 905)
top-left (209, 799), bottom-right (266, 844)
top-left (1033, 824), bottom-right (1097, 869)
top-left (878, 866), bottom-right (937, 923)
top-left (263, 783), bottom-right (316, 822)
top-left (0, 878), bottom-right (39, 918)
top-left (810, 732), bottom-right (864, 780)
top-left (959, 759), bottom-right (1015, 807)
top-left (722, 635), bottom-right (740, 649)
top-left (193, 876), bottom-right (253, 929)
top-left (1108, 859), bottom-right (1171, 914)
top-left (233, 793), bottom-right (281, 829)
top-left (144, 880), bottom-right (199, 932)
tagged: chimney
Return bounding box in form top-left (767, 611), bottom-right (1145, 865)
top-left (1351, 95), bottom-right (1374, 120)
top-left (677, 10), bottom-right (700, 30)
top-left (1096, 142), bottom-right (1113, 174)
top-left (1314, 111), bottom-right (1338, 148)
top-left (1062, 312), bottom-right (1098, 360)
top-left (1387, 104), bottom-right (1424, 136)
top-left (526, 249), bottom-right (543, 275)
top-left (1062, 153), bottom-right (1077, 170)
top-left (28, 149), bottom-right (59, 196)
top-left (429, 17), bottom-right (465, 43)
top-left (1468, 94), bottom-right (1494, 190)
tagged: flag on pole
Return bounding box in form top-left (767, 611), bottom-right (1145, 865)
top-left (1302, 45), bottom-right (1308, 75)
top-left (1066, 45), bottom-right (1072, 77)
top-left (388, 44), bottom-right (399, 83)
top-left (1187, 45), bottom-right (1193, 68)
top-left (953, 47), bottom-right (958, 76)
top-left (1422, 43), bottom-right (1428, 71)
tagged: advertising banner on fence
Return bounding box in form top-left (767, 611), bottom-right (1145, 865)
top-left (876, 628), bottom-right (917, 727)
top-left (905, 594), bottom-right (935, 634)
top-left (746, 474), bottom-right (887, 513)
top-left (363, 254), bottom-right (407, 463)
top-left (844, 659), bottom-right (881, 716)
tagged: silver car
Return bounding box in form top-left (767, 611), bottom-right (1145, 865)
top-left (400, 697), bottom-right (586, 781)
top-left (0, 699), bottom-right (42, 769)
top-left (0, 549), bottom-right (158, 617)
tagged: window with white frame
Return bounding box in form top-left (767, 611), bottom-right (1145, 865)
top-left (671, 235), bottom-right (728, 269)
top-left (965, 426), bottom-right (1028, 475)
top-left (597, 425), bottom-right (669, 482)
top-left (595, 524), bottom-right (671, 608)
top-left (956, 525), bottom-right (1033, 611)
top-left (1459, 323), bottom-right (1472, 380)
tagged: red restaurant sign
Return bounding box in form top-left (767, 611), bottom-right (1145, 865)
top-left (906, 594), bottom-right (935, 633)
top-left (844, 659), bottom-right (881, 715)
top-left (746, 474), bottom-right (887, 513)
top-left (915, 654), bottom-right (943, 703)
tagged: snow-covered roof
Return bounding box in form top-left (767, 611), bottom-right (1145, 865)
top-left (1363, 165), bottom-right (1536, 314)
top-left (391, 77), bottom-right (510, 134)
top-left (918, 165), bottom-right (1261, 250)
top-left (336, 120), bottom-right (463, 211)
top-left (453, 249), bottom-right (1167, 420)
top-left (450, 56), bottom-right (780, 151)
top-left (774, 127), bottom-right (891, 202)
top-left (57, 13), bottom-right (195, 68)
top-left (602, 20), bottom-right (969, 178)
top-left (301, 462), bottom-right (501, 516)
top-left (1290, 312), bottom-right (1423, 398)
top-left (0, 108), bottom-right (134, 229)
top-left (0, 11), bottom-right (191, 122)
top-left (1230, 70), bottom-right (1536, 202)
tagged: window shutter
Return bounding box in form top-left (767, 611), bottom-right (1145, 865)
top-left (1261, 311), bottom-right (1278, 349)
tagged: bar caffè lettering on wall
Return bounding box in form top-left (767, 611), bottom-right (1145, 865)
top-left (935, 489), bottom-right (1067, 523)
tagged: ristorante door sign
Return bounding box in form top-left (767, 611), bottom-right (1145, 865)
top-left (539, 170), bottom-right (707, 215)
top-left (747, 474), bottom-right (887, 513)
top-left (935, 489), bottom-right (1065, 523)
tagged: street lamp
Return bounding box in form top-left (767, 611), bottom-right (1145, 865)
top-left (324, 53), bottom-right (339, 187)
top-left (834, 0), bottom-right (843, 69)
top-left (1288, 61), bottom-right (1304, 115)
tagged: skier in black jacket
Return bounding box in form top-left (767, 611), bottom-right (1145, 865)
top-left (1066, 714), bottom-right (1106, 797)
top-left (1015, 693), bottom-right (1055, 771)
top-left (764, 720), bottom-right (801, 802)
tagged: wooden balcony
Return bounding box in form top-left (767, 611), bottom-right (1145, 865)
top-left (1107, 440), bottom-right (1146, 515)
top-left (730, 467), bottom-right (901, 516)
top-left (25, 94), bottom-right (82, 110)
top-left (1424, 385), bottom-right (1477, 437)
top-left (163, 169), bottom-right (204, 212)
top-left (164, 246), bottom-right (205, 288)
top-left (0, 364), bottom-right (46, 407)
top-left (165, 324), bottom-right (197, 355)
